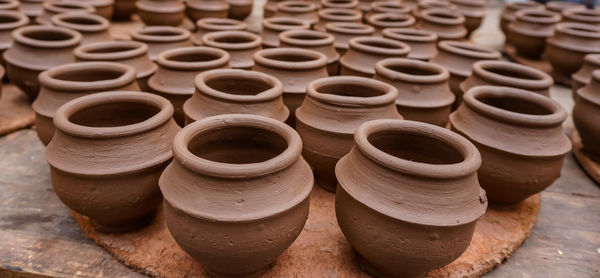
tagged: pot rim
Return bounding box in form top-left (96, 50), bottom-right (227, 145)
top-left (375, 58), bottom-right (449, 84)
top-left (371, 1), bottom-right (411, 13)
top-left (74, 40), bottom-right (148, 60)
top-left (554, 22), bottom-right (600, 39)
top-left (279, 29), bottom-right (334, 47)
top-left (325, 22), bottom-right (375, 34)
top-left (318, 8), bottom-right (362, 21)
top-left (276, 0), bottom-right (316, 13)
top-left (420, 8), bottom-right (465, 25)
top-left (0, 0), bottom-right (19, 10)
top-left (450, 0), bottom-right (485, 7)
top-left (322, 0), bottom-right (358, 9)
top-left (563, 7), bottom-right (600, 23)
top-left (39, 61), bottom-right (136, 92)
top-left (253, 47), bottom-right (327, 70)
top-left (201, 30), bottom-right (262, 50)
top-left (196, 17), bottom-right (247, 32)
top-left (438, 40), bottom-right (501, 60)
top-left (506, 0), bottom-right (543, 11)
top-left (13, 25), bottom-right (82, 49)
top-left (306, 76), bottom-right (398, 107)
top-left (194, 68), bottom-right (284, 103)
top-left (0, 10), bottom-right (29, 31)
top-left (262, 17), bottom-right (311, 32)
top-left (136, 0), bottom-right (185, 13)
top-left (419, 0), bottom-right (457, 10)
top-left (43, 0), bottom-right (96, 14)
top-left (348, 36), bottom-right (410, 56)
top-left (51, 12), bottom-right (110, 33)
top-left (382, 27), bottom-right (438, 42)
top-left (367, 12), bottom-right (416, 28)
top-left (472, 60), bottom-right (553, 90)
top-left (156, 46), bottom-right (230, 71)
top-left (547, 1), bottom-right (585, 11)
top-left (185, 0), bottom-right (228, 11)
top-left (130, 26), bottom-right (191, 43)
top-left (515, 9), bottom-right (561, 24)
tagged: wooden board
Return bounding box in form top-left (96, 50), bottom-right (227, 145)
top-left (503, 44), bottom-right (573, 86)
top-left (0, 84), bottom-right (35, 136)
top-left (571, 130), bottom-right (600, 185)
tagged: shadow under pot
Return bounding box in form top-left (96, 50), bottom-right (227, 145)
top-left (201, 30), bottom-right (262, 70)
top-left (0, 10), bottom-right (29, 64)
top-left (36, 0), bottom-right (95, 25)
top-left (314, 8), bottom-right (362, 32)
top-left (382, 28), bottom-right (438, 61)
top-left (450, 85), bottom-right (571, 204)
top-left (374, 58), bottom-right (454, 127)
top-left (335, 119), bottom-right (487, 278)
top-left (3, 25), bottom-right (82, 101)
top-left (500, 0), bottom-right (544, 38)
top-left (112, 0), bottom-right (137, 21)
top-left (340, 36), bottom-right (410, 77)
top-left (321, 0), bottom-right (359, 10)
top-left (273, 1), bottom-right (318, 25)
top-left (252, 47), bottom-right (328, 127)
top-left (367, 13), bottom-right (416, 36)
top-left (33, 62), bottom-right (140, 146)
top-left (74, 40), bottom-right (157, 92)
top-left (573, 69), bottom-right (600, 159)
top-left (260, 17), bottom-right (311, 48)
top-left (451, 0), bottom-right (485, 37)
top-left (545, 23), bottom-right (600, 82)
top-left (159, 114), bottom-right (313, 277)
top-left (415, 8), bottom-right (467, 40)
top-left (185, 0), bottom-right (229, 22)
top-left (325, 22), bottom-right (375, 56)
top-left (295, 76), bottom-right (401, 191)
top-left (136, 0), bottom-right (185, 26)
top-left (130, 26), bottom-right (192, 62)
top-left (572, 54), bottom-right (600, 98)
top-left (192, 17), bottom-right (247, 45)
top-left (279, 29), bottom-right (339, 75)
top-left (227, 0), bottom-right (253, 20)
top-left (80, 0), bottom-right (115, 19)
top-left (507, 9), bottom-right (561, 59)
top-left (51, 12), bottom-right (111, 45)
top-left (562, 8), bottom-right (600, 27)
top-left (46, 91), bottom-right (181, 232)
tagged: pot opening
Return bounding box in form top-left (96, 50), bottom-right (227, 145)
top-left (368, 130), bottom-right (464, 164)
top-left (385, 64), bottom-right (440, 76)
top-left (168, 52), bottom-right (222, 62)
top-left (61, 16), bottom-right (101, 25)
top-left (213, 34), bottom-right (254, 43)
top-left (486, 66), bottom-right (542, 81)
top-left (377, 16), bottom-right (408, 23)
top-left (23, 29), bottom-right (72, 41)
top-left (0, 14), bottom-right (20, 23)
top-left (54, 3), bottom-right (85, 10)
top-left (476, 94), bottom-right (553, 115)
top-left (206, 77), bottom-right (272, 96)
top-left (265, 53), bottom-right (316, 62)
top-left (429, 11), bottom-right (458, 19)
top-left (328, 11), bottom-right (353, 16)
top-left (568, 25), bottom-right (597, 33)
top-left (452, 43), bottom-right (492, 54)
top-left (360, 39), bottom-right (400, 49)
top-left (287, 3), bottom-right (310, 8)
top-left (270, 19), bottom-right (305, 27)
top-left (317, 83), bottom-right (386, 98)
top-left (141, 30), bottom-right (182, 36)
top-left (86, 45), bottom-right (138, 53)
top-left (289, 33), bottom-right (327, 40)
top-left (339, 24), bottom-right (367, 30)
top-left (54, 68), bottom-right (124, 82)
top-left (69, 101), bottom-right (160, 127)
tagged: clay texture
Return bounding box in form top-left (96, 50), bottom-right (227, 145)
top-left (573, 69), bottom-right (600, 159)
top-left (545, 22), bottom-right (600, 82)
top-left (130, 26), bottom-right (192, 62)
top-left (507, 9), bottom-right (561, 59)
top-left (136, 0), bottom-right (185, 26)
top-left (365, 1), bottom-right (411, 19)
top-left (367, 13), bottom-right (416, 35)
top-left (51, 12), bottom-right (111, 45)
top-left (279, 29), bottom-right (339, 75)
top-left (201, 30), bottom-right (262, 70)
top-left (192, 18), bottom-right (247, 45)
top-left (260, 17), bottom-right (311, 48)
top-left (416, 8), bottom-right (466, 40)
top-left (382, 28), bottom-right (438, 61)
top-left (340, 36), bottom-right (410, 77)
top-left (546, 1), bottom-right (585, 13)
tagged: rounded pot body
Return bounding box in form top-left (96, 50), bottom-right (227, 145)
top-left (185, 0), bottom-right (229, 22)
top-left (415, 8), bottom-right (467, 40)
top-left (382, 28), bottom-right (438, 61)
top-left (545, 22), bottom-right (600, 81)
top-left (260, 17), bottom-right (311, 48)
top-left (130, 26), bottom-right (192, 61)
top-left (81, 0), bottom-right (115, 19)
top-left (201, 30), bottom-right (262, 70)
top-left (112, 0), bottom-right (137, 20)
top-left (136, 0), bottom-right (185, 26)
top-left (507, 9), bottom-right (561, 59)
top-left (325, 22), bottom-right (374, 55)
top-left (51, 12), bottom-right (112, 45)
top-left (192, 17), bottom-right (247, 45)
top-left (573, 70), bottom-right (600, 158)
top-left (227, 0), bottom-right (252, 20)
top-left (572, 53), bottom-right (600, 97)
top-left (500, 0), bottom-right (544, 37)
top-left (451, 0), bottom-right (485, 36)
top-left (340, 36), bottom-right (410, 77)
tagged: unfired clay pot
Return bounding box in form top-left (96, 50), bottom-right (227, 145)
top-left (335, 119), bottom-right (487, 278)
top-left (500, 0), bottom-right (544, 38)
top-left (113, 0), bottom-right (136, 20)
top-left (340, 36), bottom-right (410, 77)
top-left (273, 1), bottom-right (318, 25)
top-left (185, 0), bottom-right (229, 22)
top-left (227, 0), bottom-right (252, 20)
top-left (51, 12), bottom-right (111, 45)
top-left (295, 76), bottom-right (401, 191)
top-left (321, 0), bottom-right (359, 10)
top-left (192, 17), bottom-right (247, 45)
top-left (260, 17), bottom-right (311, 48)
top-left (47, 91), bottom-right (180, 231)
top-left (279, 29), bottom-right (339, 75)
top-left (0, 0), bottom-right (18, 11)
top-left (416, 8), bottom-right (467, 40)
top-left (326, 22), bottom-right (375, 55)
top-left (365, 1), bottom-right (411, 19)
top-left (201, 30), bottom-right (262, 70)
top-left (573, 69), bottom-right (600, 158)
top-left (136, 0), bottom-right (185, 26)
top-left (375, 58), bottom-right (454, 127)
top-left (0, 10), bottom-right (28, 64)
top-left (415, 0), bottom-right (457, 18)
top-left (19, 0), bottom-right (44, 19)
top-left (80, 0), bottom-right (115, 19)
top-left (450, 85), bottom-right (571, 204)
top-left (507, 9), bottom-right (561, 59)
top-left (382, 28), bottom-right (437, 60)
top-left (184, 68), bottom-right (288, 124)
top-left (3, 25), bottom-right (81, 100)
top-left (367, 13), bottom-right (416, 36)
top-left (33, 62), bottom-right (140, 145)
top-left (451, 0), bottom-right (484, 36)
top-left (263, 0), bottom-right (281, 18)
top-left (160, 114), bottom-right (313, 277)
top-left (546, 1), bottom-right (585, 13)
top-left (314, 8), bottom-right (362, 32)
top-left (572, 53), bottom-right (600, 97)
top-left (545, 22), bottom-right (600, 82)
top-left (130, 26), bottom-right (193, 62)
top-left (36, 0), bottom-right (95, 25)
top-left (562, 7), bottom-right (600, 26)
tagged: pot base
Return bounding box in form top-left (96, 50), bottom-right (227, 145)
top-left (91, 210), bottom-right (157, 233)
top-left (571, 130), bottom-right (600, 185)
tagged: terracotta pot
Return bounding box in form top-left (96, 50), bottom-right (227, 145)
top-left (295, 76), bottom-right (401, 191)
top-left (33, 62), bottom-right (140, 145)
top-left (572, 53), bottom-right (600, 97)
top-left (3, 25), bottom-right (81, 100)
top-left (227, 0), bottom-right (252, 20)
top-left (547, 1), bottom-right (585, 13)
top-left (36, 0), bottom-right (95, 25)
top-left (51, 12), bottom-right (111, 45)
top-left (562, 7), bottom-right (600, 26)
top-left (0, 10), bottom-right (28, 64)
top-left (451, 0), bottom-right (484, 36)
top-left (415, 0), bottom-right (457, 18)
top-left (325, 22), bottom-right (374, 55)
top-left (336, 119), bottom-right (486, 278)
top-left (321, 0), bottom-right (359, 10)
top-left (365, 1), bottom-right (411, 20)
top-left (500, 0), bottom-right (544, 38)
top-left (160, 114), bottom-right (312, 277)
top-left (430, 40), bottom-right (501, 109)
top-left (136, 0), bottom-right (185, 26)
top-left (382, 28), bottom-right (437, 60)
top-left (80, 0), bottom-right (115, 19)
top-left (314, 8), bottom-right (362, 32)
top-left (340, 36), bottom-right (410, 77)
top-left (545, 22), bottom-right (600, 82)
top-left (573, 69), bottom-right (600, 158)
top-left (201, 30), bottom-right (261, 70)
top-left (263, 0), bottom-right (282, 18)
top-left (416, 8), bottom-right (466, 40)
top-left (185, 0), bottom-right (229, 22)
top-left (450, 85), bottom-right (570, 204)
top-left (367, 13), bottom-right (416, 36)
top-left (130, 26), bottom-right (192, 61)
top-left (260, 17), bottom-right (311, 48)
top-left (184, 69), bottom-right (288, 124)
top-left (0, 0), bottom-right (18, 11)
top-left (507, 9), bottom-right (561, 59)
top-left (252, 47), bottom-right (328, 127)
top-left (112, 0), bottom-right (137, 20)
top-left (74, 40), bottom-right (157, 92)
top-left (273, 1), bottom-right (318, 25)
top-left (19, 0), bottom-right (44, 19)
top-left (279, 29), bottom-right (339, 75)
top-left (192, 18), bottom-right (247, 45)
top-left (375, 58), bottom-right (454, 126)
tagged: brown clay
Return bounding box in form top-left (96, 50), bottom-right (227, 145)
top-left (573, 69), bottom-right (600, 159)
top-left (295, 76), bottom-right (401, 191)
top-left (546, 1), bottom-right (585, 13)
top-left (340, 36), bottom-right (410, 77)
top-left (263, 0), bottom-right (282, 18)
top-left (365, 1), bottom-right (411, 20)
top-left (0, 0), bottom-right (18, 11)
top-left (33, 62), bottom-right (140, 145)
top-left (314, 8), bottom-right (362, 32)
top-left (0, 10), bottom-right (28, 64)
top-left (451, 0), bottom-right (485, 37)
top-left (545, 22), bottom-right (600, 82)
top-left (415, 0), bottom-right (457, 18)
top-left (416, 8), bottom-right (467, 40)
top-left (46, 91), bottom-right (180, 232)
top-left (450, 85), bottom-right (570, 204)
top-left (36, 0), bottom-right (95, 25)
top-left (80, 0), bottom-right (114, 19)
top-left (375, 58), bottom-right (454, 126)
top-left (19, 0), bottom-right (44, 19)
top-left (130, 26), bottom-right (193, 61)
top-left (279, 29), bottom-right (340, 75)
top-left (382, 28), bottom-right (438, 60)
top-left (260, 17), bottom-right (311, 48)
top-left (112, 0), bottom-right (137, 20)
top-left (185, 0), bottom-right (229, 22)
top-left (321, 0), bottom-right (359, 10)
top-left (335, 118), bottom-right (487, 278)
top-left (51, 12), bottom-right (111, 45)
top-left (273, 1), bottom-right (318, 25)
top-left (326, 22), bottom-right (375, 56)
top-left (201, 30), bottom-right (262, 70)
top-left (227, 0), bottom-right (252, 20)
top-left (572, 53), bottom-right (600, 96)
top-left (357, 0), bottom-right (376, 12)
top-left (562, 7), bottom-right (600, 26)
top-left (507, 9), bottom-right (561, 59)
top-left (500, 0), bottom-right (544, 38)
top-left (159, 114), bottom-right (312, 277)
top-left (192, 18), bottom-right (247, 46)
top-left (366, 13), bottom-right (416, 36)
top-left (136, 0), bottom-right (185, 26)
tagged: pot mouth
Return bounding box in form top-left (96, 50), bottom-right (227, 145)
top-left (51, 12), bottom-right (110, 32)
top-left (420, 8), bottom-right (465, 25)
top-left (437, 40), bottom-right (501, 59)
top-left (0, 0), bottom-right (19, 10)
top-left (307, 76), bottom-right (398, 107)
top-left (349, 36), bottom-right (410, 56)
top-left (195, 68), bottom-right (283, 103)
top-left (276, 0), bottom-right (316, 13)
top-left (157, 46), bottom-right (230, 70)
top-left (563, 7), bottom-right (600, 23)
top-left (367, 13), bottom-right (416, 27)
top-left (13, 25), bottom-right (82, 48)
top-left (279, 29), bottom-right (334, 47)
top-left (39, 62), bottom-right (136, 91)
top-left (322, 0), bottom-right (358, 9)
top-left (201, 30), bottom-right (262, 50)
top-left (0, 10), bottom-right (29, 30)
top-left (53, 91), bottom-right (173, 138)
top-left (173, 114), bottom-right (302, 178)
top-left (130, 26), bottom-right (191, 43)
top-left (43, 0), bottom-right (95, 14)
top-left (74, 40), bottom-right (148, 60)
top-left (253, 47), bottom-right (327, 70)
top-left (325, 22), bottom-right (375, 35)
top-left (473, 60), bottom-right (553, 90)
top-left (375, 58), bottom-right (449, 83)
top-left (371, 1), bottom-right (411, 13)
top-left (318, 8), bottom-right (362, 21)
top-left (555, 22), bottom-right (600, 38)
top-left (515, 9), bottom-right (561, 24)
top-left (382, 27), bottom-right (438, 42)
top-left (196, 17), bottom-right (247, 32)
top-left (262, 17), bottom-right (311, 32)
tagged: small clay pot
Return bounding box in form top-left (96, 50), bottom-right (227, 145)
top-left (185, 0), bottom-right (229, 22)
top-left (36, 0), bottom-right (95, 25)
top-left (365, 1), bottom-right (411, 19)
top-left (47, 91), bottom-right (180, 232)
top-left (160, 114), bottom-right (312, 277)
top-left (184, 69), bottom-right (288, 124)
top-left (33, 62), bottom-right (140, 145)
top-left (572, 53), bottom-right (600, 97)
top-left (547, 1), bottom-right (585, 13)
top-left (450, 85), bottom-right (571, 204)
top-left (314, 8), bottom-right (362, 32)
top-left (573, 69), bottom-right (600, 158)
top-left (321, 0), bottom-right (359, 10)
top-left (0, 0), bottom-right (18, 11)
top-left (81, 0), bottom-right (114, 19)
top-left (545, 22), bottom-right (600, 82)
top-left (252, 47), bottom-right (328, 127)
top-left (74, 40), bottom-right (157, 92)
top-left (562, 7), bottom-right (600, 26)
top-left (112, 0), bottom-right (136, 20)
top-left (367, 13), bottom-right (416, 36)
top-left (273, 1), bottom-right (318, 25)
top-left (51, 12), bottom-right (111, 45)
top-left (201, 30), bottom-right (262, 70)
top-left (260, 17), bottom-right (311, 48)
top-left (340, 36), bottom-right (410, 77)
top-left (19, 0), bottom-right (44, 19)
top-left (336, 119), bottom-right (486, 278)
top-left (148, 46), bottom-right (230, 126)
top-left (451, 0), bottom-right (485, 36)
top-left (416, 8), bottom-right (467, 40)
top-left (415, 0), bottom-right (457, 18)
top-left (279, 29), bottom-right (340, 75)
top-left (136, 0), bottom-right (185, 26)
top-left (507, 9), bottom-right (561, 59)
top-left (325, 22), bottom-right (375, 55)
top-left (500, 0), bottom-right (544, 38)
top-left (192, 18), bottom-right (247, 45)
top-left (295, 76), bottom-right (401, 191)
top-left (263, 0), bottom-right (281, 18)
top-left (0, 10), bottom-right (28, 64)
top-left (227, 0), bottom-right (252, 20)
top-left (375, 58), bottom-right (454, 126)
top-left (3, 25), bottom-right (81, 100)
top-left (382, 28), bottom-right (437, 60)
top-left (130, 26), bottom-right (193, 61)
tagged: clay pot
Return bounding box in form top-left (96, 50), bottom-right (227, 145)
top-left (263, 0), bottom-right (281, 18)
top-left (74, 40), bottom-right (157, 92)
top-left (375, 58), bottom-right (454, 127)
top-left (227, 0), bottom-right (252, 20)
top-left (357, 0), bottom-right (375, 12)
top-left (545, 22), bottom-right (600, 82)
top-left (321, 0), bottom-right (359, 10)
top-left (365, 1), bottom-right (411, 19)
top-left (201, 31), bottom-right (261, 70)
top-left (192, 18), bottom-right (247, 45)
top-left (51, 13), bottom-right (111, 45)
top-left (185, 0), bottom-right (229, 22)
top-left (562, 7), bottom-right (600, 26)
top-left (450, 85), bottom-right (570, 204)
top-left (279, 29), bottom-right (339, 75)
top-left (0, 10), bottom-right (28, 64)
top-left (273, 1), bottom-right (318, 25)
top-left (500, 0), bottom-right (544, 38)
top-left (112, 0), bottom-right (137, 20)
top-left (252, 47), bottom-right (328, 127)
top-left (19, 0), bottom-right (44, 19)
top-left (507, 9), bottom-right (561, 59)
top-left (336, 119), bottom-right (487, 278)
top-left (47, 91), bottom-right (180, 232)
top-left (130, 26), bottom-right (192, 61)
top-left (314, 8), bottom-right (362, 32)
top-left (136, 0), bottom-right (185, 26)
top-left (184, 69), bottom-right (288, 124)
top-left (3, 25), bottom-right (81, 100)
top-left (416, 8), bottom-right (467, 40)
top-left (81, 0), bottom-right (115, 19)
top-left (382, 28), bottom-right (438, 60)
top-left (260, 17), bottom-right (311, 48)
top-left (367, 13), bottom-right (416, 36)
top-left (33, 62), bottom-right (140, 145)
top-left (295, 76), bottom-right (401, 191)
top-left (451, 0), bottom-right (485, 36)
top-left (547, 1), bottom-right (585, 13)
top-left (415, 0), bottom-right (457, 18)
top-left (572, 54), bottom-right (600, 96)
top-left (0, 0), bottom-right (18, 11)
top-left (340, 36), bottom-right (410, 77)
top-left (573, 69), bottom-right (600, 158)
top-left (325, 22), bottom-right (375, 55)
top-left (160, 114), bottom-right (312, 277)
top-left (36, 0), bottom-right (95, 25)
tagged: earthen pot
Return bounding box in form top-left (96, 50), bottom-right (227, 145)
top-left (295, 76), bottom-right (401, 191)
top-left (260, 17), bottom-right (311, 48)
top-left (252, 47), bottom-right (328, 127)
top-left (507, 9), bottom-right (561, 59)
top-left (184, 69), bottom-right (288, 124)
top-left (340, 36), bottom-right (410, 77)
top-left (33, 62), bottom-right (140, 145)
top-left (136, 0), bottom-right (185, 26)
top-left (367, 13), bottom-right (416, 36)
top-left (450, 85), bottom-right (570, 204)
top-left (0, 0), bottom-right (18, 11)
top-left (3, 25), bottom-right (81, 100)
top-left (201, 30), bottom-right (262, 70)
top-left (545, 22), bottom-right (600, 82)
top-left (81, 0), bottom-right (115, 19)
top-left (500, 0), bottom-right (544, 38)
top-left (74, 40), bottom-right (157, 92)
top-left (227, 0), bottom-right (252, 20)
top-left (192, 18), bottom-right (247, 45)
top-left (357, 0), bottom-right (375, 12)
top-left (160, 114), bottom-right (313, 277)
top-left (365, 1), bottom-right (411, 20)
top-left (36, 0), bottom-right (95, 25)
top-left (415, 0), bottom-right (457, 18)
top-left (573, 69), bottom-right (600, 158)
top-left (416, 8), bottom-right (467, 40)
top-left (336, 119), bottom-right (487, 278)
top-left (382, 28), bottom-right (438, 60)
top-left (562, 7), bottom-right (600, 26)
top-left (321, 0), bottom-right (359, 10)
top-left (51, 12), bottom-right (111, 45)
top-left (314, 8), bottom-right (362, 32)
top-left (19, 0), bottom-right (44, 19)
top-left (0, 10), bottom-right (28, 64)
top-left (279, 29), bottom-right (339, 75)
top-left (572, 53), bottom-right (600, 97)
top-left (325, 22), bottom-right (375, 55)
top-left (375, 58), bottom-right (454, 127)
top-left (263, 0), bottom-right (281, 18)
top-left (451, 0), bottom-right (485, 36)
top-left (185, 0), bottom-right (229, 22)
top-left (546, 1), bottom-right (585, 13)
top-left (130, 26), bottom-right (193, 61)
top-left (273, 1), bottom-right (318, 25)
top-left (112, 0), bottom-right (137, 20)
